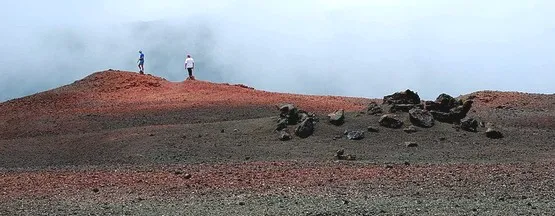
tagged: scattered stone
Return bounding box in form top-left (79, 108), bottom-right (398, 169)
top-left (367, 126), bottom-right (379, 132)
top-left (295, 118), bottom-right (315, 138)
top-left (220, 129), bottom-right (225, 133)
top-left (279, 129), bottom-right (292, 141)
top-left (379, 115), bottom-right (404, 129)
top-left (460, 118), bottom-right (479, 132)
top-left (336, 149), bottom-right (344, 156)
top-left (149, 133), bottom-right (155, 137)
top-left (92, 188), bottom-right (99, 193)
top-left (385, 165), bottom-right (394, 169)
top-left (383, 89), bottom-right (421, 105)
top-left (439, 137), bottom-right (446, 141)
top-left (405, 142), bottom-right (418, 147)
top-left (409, 108), bottom-right (434, 128)
top-left (404, 161), bottom-right (411, 166)
top-left (238, 201), bottom-right (246, 206)
top-left (403, 125), bottom-right (418, 134)
top-left (343, 130), bottom-right (349, 135)
top-left (233, 129), bottom-right (239, 132)
top-left (486, 128), bottom-right (503, 139)
top-left (328, 109), bottom-right (345, 126)
top-left (174, 171), bottom-right (183, 175)
top-left (335, 149), bottom-right (356, 161)
top-left (244, 156), bottom-right (251, 161)
top-left (183, 173), bottom-right (192, 179)
top-left (479, 121), bottom-right (486, 128)
top-left (346, 130), bottom-right (365, 140)
top-left (367, 102), bottom-right (383, 115)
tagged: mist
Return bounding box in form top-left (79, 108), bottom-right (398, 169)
top-left (1, 0), bottom-right (555, 102)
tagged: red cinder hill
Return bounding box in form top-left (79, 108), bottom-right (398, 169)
top-left (0, 70), bottom-right (371, 138)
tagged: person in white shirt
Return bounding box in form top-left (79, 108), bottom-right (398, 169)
top-left (184, 54), bottom-right (195, 80)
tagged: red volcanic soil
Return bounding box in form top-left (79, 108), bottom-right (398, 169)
top-left (463, 90), bottom-right (555, 110)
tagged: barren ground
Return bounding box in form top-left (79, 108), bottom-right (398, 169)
top-left (1, 71), bottom-right (554, 215)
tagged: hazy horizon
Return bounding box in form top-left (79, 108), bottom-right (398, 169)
top-left (1, 0), bottom-right (555, 102)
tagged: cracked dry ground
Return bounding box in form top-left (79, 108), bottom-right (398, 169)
top-left (1, 71), bottom-right (554, 215)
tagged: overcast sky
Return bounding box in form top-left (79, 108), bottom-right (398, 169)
top-left (1, 0), bottom-right (554, 101)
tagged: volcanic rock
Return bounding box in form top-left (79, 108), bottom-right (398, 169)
top-left (383, 89), bottom-right (421, 105)
top-left (486, 128), bottom-right (504, 139)
top-left (409, 108), bottom-right (434, 128)
top-left (405, 142), bottom-right (419, 147)
top-left (295, 118), bottom-right (315, 138)
top-left (346, 130), bottom-right (365, 140)
top-left (278, 104), bottom-right (300, 125)
top-left (328, 109), bottom-right (345, 126)
top-left (336, 149), bottom-right (356, 161)
top-left (430, 100), bottom-right (474, 123)
top-left (379, 115), bottom-right (404, 129)
top-left (276, 117), bottom-right (288, 131)
top-left (460, 118), bottom-right (479, 132)
top-left (279, 129), bottom-right (292, 141)
top-left (390, 104), bottom-right (424, 113)
top-left (367, 102), bottom-right (383, 115)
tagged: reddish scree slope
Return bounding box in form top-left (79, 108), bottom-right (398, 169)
top-left (0, 70), bottom-right (372, 138)
top-left (0, 70), bottom-right (370, 116)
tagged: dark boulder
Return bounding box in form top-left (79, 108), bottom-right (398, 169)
top-left (278, 129), bottom-right (292, 141)
top-left (278, 104), bottom-right (300, 125)
top-left (435, 93), bottom-right (461, 112)
top-left (328, 109), bottom-right (345, 126)
top-left (379, 115), bottom-right (404, 129)
top-left (486, 128), bottom-right (503, 139)
top-left (450, 100), bottom-right (473, 120)
top-left (430, 100), bottom-right (474, 123)
top-left (460, 118), bottom-right (479, 132)
top-left (383, 89), bottom-right (421, 105)
top-left (409, 108), bottom-right (434, 128)
top-left (425, 93), bottom-right (464, 113)
top-left (346, 130), bottom-right (365, 140)
top-left (367, 102), bottom-right (383, 115)
top-left (295, 118), bottom-right (315, 138)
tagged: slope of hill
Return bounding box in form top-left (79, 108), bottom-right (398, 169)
top-left (0, 70), bottom-right (370, 139)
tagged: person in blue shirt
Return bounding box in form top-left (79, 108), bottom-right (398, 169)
top-left (137, 50), bottom-right (145, 74)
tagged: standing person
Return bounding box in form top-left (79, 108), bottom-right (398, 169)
top-left (137, 50), bottom-right (145, 74)
top-left (184, 54), bottom-right (195, 80)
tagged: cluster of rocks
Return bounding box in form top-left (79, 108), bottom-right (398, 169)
top-left (275, 104), bottom-right (317, 140)
top-left (275, 89), bottom-right (503, 141)
top-left (374, 89), bottom-right (503, 139)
